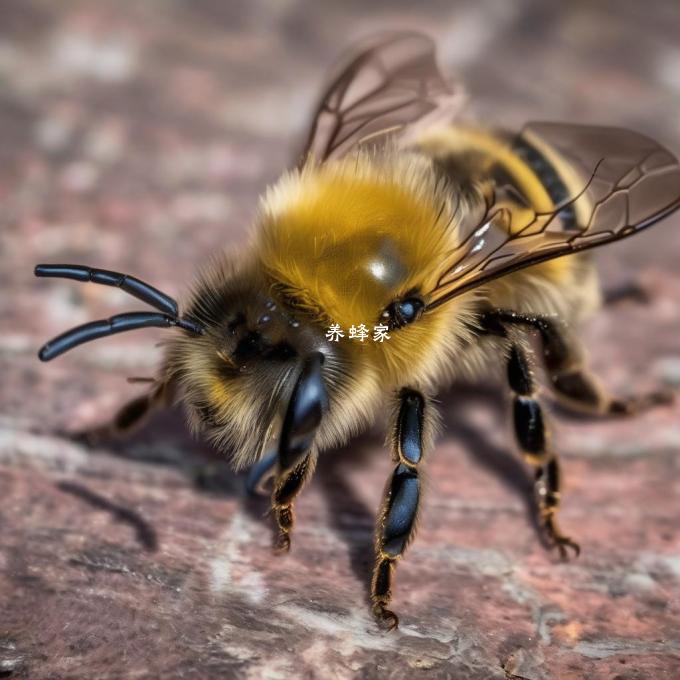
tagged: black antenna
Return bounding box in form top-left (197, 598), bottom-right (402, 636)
top-left (35, 264), bottom-right (179, 317)
top-left (35, 263), bottom-right (204, 361)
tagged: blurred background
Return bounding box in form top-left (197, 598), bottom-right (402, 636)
top-left (1, 1), bottom-right (679, 678)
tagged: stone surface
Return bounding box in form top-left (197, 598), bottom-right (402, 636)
top-left (1, 1), bottom-right (679, 678)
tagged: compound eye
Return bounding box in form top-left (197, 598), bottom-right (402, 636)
top-left (397, 299), bottom-right (420, 323)
top-left (383, 296), bottom-right (424, 329)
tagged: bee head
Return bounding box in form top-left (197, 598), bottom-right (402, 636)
top-left (165, 254), bottom-right (348, 470)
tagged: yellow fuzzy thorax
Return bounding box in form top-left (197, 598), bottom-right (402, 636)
top-left (256, 151), bottom-right (470, 387)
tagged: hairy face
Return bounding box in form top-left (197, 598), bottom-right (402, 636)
top-left (164, 255), bottom-right (356, 468)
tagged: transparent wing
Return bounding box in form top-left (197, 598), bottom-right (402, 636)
top-left (299, 32), bottom-right (463, 164)
top-left (426, 122), bottom-right (680, 310)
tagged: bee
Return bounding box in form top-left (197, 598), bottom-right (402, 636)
top-left (35, 32), bottom-right (680, 630)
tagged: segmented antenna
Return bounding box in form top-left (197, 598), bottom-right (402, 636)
top-left (35, 264), bottom-right (179, 316)
top-left (35, 264), bottom-right (204, 361)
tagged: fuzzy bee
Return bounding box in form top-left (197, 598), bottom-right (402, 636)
top-left (35, 33), bottom-right (680, 629)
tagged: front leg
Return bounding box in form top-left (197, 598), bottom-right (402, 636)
top-left (71, 377), bottom-right (175, 444)
top-left (372, 387), bottom-right (436, 630)
top-left (271, 452), bottom-right (317, 552)
top-left (269, 352), bottom-right (327, 552)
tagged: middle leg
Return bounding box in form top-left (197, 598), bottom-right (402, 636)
top-left (371, 387), bottom-right (436, 630)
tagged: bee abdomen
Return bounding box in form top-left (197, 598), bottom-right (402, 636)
top-left (514, 139), bottom-right (576, 229)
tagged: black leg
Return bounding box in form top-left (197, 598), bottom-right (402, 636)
top-left (268, 352), bottom-right (327, 552)
top-left (73, 378), bottom-right (174, 444)
top-left (506, 338), bottom-right (580, 558)
top-left (603, 280), bottom-right (651, 306)
top-left (371, 388), bottom-right (435, 630)
top-left (270, 453), bottom-right (317, 552)
top-left (245, 451), bottom-right (277, 496)
top-left (484, 310), bottom-right (673, 416)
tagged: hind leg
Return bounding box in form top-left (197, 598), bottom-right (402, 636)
top-left (483, 310), bottom-right (673, 416)
top-left (603, 281), bottom-right (651, 306)
top-left (505, 339), bottom-right (580, 557)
